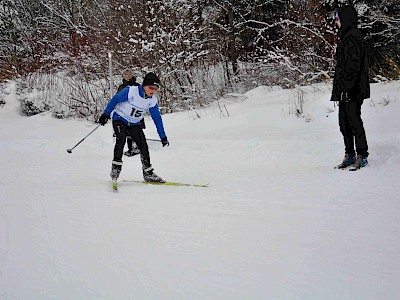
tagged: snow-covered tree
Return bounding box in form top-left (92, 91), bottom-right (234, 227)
top-left (323, 0), bottom-right (400, 78)
top-left (2, 0), bottom-right (399, 119)
top-left (0, 0), bottom-right (31, 77)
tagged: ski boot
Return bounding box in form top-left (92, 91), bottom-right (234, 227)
top-left (110, 162), bottom-right (122, 190)
top-left (143, 167), bottom-right (164, 183)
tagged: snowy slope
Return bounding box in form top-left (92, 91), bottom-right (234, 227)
top-left (1, 80), bottom-right (400, 299)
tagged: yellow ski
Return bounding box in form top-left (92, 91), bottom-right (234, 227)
top-left (123, 180), bottom-right (208, 188)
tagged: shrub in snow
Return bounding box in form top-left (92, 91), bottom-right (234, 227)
top-left (0, 83), bottom-right (7, 107)
top-left (15, 72), bottom-right (109, 121)
top-left (19, 98), bottom-right (50, 116)
top-left (0, 94), bottom-right (5, 108)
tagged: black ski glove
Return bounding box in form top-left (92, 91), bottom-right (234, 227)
top-left (99, 114), bottom-right (109, 126)
top-left (161, 136), bottom-right (169, 147)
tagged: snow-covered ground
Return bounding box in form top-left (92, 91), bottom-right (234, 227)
top-left (1, 80), bottom-right (399, 299)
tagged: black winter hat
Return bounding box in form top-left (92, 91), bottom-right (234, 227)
top-left (142, 72), bottom-right (160, 88)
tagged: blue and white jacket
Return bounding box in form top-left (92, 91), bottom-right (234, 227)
top-left (103, 85), bottom-right (166, 139)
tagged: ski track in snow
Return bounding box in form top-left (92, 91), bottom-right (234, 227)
top-left (0, 182), bottom-right (9, 264)
top-left (1, 80), bottom-right (400, 299)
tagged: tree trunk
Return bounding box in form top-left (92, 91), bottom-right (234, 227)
top-left (226, 3), bottom-right (238, 75)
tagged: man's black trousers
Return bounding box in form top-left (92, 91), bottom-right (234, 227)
top-left (338, 100), bottom-right (369, 157)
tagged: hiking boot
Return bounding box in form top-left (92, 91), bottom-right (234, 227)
top-left (350, 155), bottom-right (368, 170)
top-left (335, 154), bottom-right (356, 169)
top-left (124, 148), bottom-right (140, 157)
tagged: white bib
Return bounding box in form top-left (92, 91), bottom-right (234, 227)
top-left (114, 86), bottom-right (157, 124)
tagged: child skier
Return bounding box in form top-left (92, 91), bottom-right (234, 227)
top-left (98, 72), bottom-right (169, 187)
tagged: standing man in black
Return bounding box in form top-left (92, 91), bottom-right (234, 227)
top-left (117, 68), bottom-right (140, 93)
top-left (116, 69), bottom-right (144, 157)
top-left (331, 5), bottom-right (370, 170)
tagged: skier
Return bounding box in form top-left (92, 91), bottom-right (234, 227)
top-left (116, 69), bottom-right (143, 157)
top-left (98, 72), bottom-right (169, 187)
top-left (331, 5), bottom-right (370, 170)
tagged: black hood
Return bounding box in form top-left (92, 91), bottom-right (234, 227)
top-left (122, 78), bottom-right (137, 85)
top-left (337, 5), bottom-right (358, 36)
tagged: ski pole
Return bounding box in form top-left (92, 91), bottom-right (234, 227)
top-left (67, 124), bottom-right (101, 153)
top-left (146, 138), bottom-right (161, 142)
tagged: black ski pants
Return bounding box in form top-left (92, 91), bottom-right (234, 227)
top-left (338, 100), bottom-right (369, 157)
top-left (112, 120), bottom-right (152, 170)
top-left (126, 119), bottom-right (145, 150)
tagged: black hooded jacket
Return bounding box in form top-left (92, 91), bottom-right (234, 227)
top-left (331, 5), bottom-right (370, 102)
top-left (117, 78), bottom-right (140, 93)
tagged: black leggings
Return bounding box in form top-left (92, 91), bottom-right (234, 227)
top-left (112, 120), bottom-right (151, 169)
